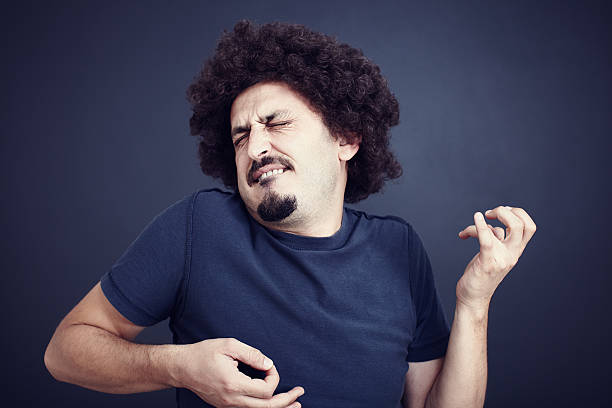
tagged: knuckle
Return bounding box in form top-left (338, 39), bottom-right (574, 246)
top-left (249, 347), bottom-right (263, 361)
top-left (219, 377), bottom-right (237, 393)
top-left (268, 393), bottom-right (287, 407)
top-left (218, 394), bottom-right (232, 407)
top-left (481, 241), bottom-right (493, 250)
top-left (227, 381), bottom-right (241, 394)
top-left (261, 388), bottom-right (274, 399)
top-left (225, 337), bottom-right (239, 349)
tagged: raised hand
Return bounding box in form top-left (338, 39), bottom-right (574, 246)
top-left (173, 337), bottom-right (304, 408)
top-left (456, 205), bottom-right (537, 310)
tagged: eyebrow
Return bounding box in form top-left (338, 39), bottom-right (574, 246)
top-left (231, 109), bottom-right (292, 138)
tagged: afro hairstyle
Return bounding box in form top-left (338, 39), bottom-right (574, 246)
top-left (186, 19), bottom-right (402, 203)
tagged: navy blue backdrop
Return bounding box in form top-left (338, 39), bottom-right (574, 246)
top-left (2, 1), bottom-right (610, 407)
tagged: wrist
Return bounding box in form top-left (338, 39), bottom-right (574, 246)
top-left (455, 298), bottom-right (490, 323)
top-left (148, 344), bottom-right (183, 389)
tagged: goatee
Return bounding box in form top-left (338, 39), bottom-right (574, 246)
top-left (257, 191), bottom-right (297, 222)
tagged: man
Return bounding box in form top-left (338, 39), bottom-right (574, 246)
top-left (44, 20), bottom-right (536, 408)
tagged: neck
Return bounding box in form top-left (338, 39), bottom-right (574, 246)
top-left (249, 196), bottom-right (344, 237)
top-left (265, 201), bottom-right (344, 237)
top-left (248, 167), bottom-right (348, 237)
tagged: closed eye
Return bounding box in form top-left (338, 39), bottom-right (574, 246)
top-left (233, 122), bottom-right (291, 147)
top-left (234, 134), bottom-right (248, 147)
top-left (269, 121), bottom-right (289, 127)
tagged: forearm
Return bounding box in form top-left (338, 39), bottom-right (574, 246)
top-left (44, 323), bottom-right (181, 394)
top-left (426, 301), bottom-right (489, 408)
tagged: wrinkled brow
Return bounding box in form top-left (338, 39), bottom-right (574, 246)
top-left (231, 109), bottom-right (292, 138)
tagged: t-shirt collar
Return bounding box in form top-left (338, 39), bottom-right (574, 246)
top-left (248, 207), bottom-right (353, 251)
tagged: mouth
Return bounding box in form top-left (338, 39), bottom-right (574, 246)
top-left (248, 158), bottom-right (293, 186)
top-left (257, 168), bottom-right (288, 185)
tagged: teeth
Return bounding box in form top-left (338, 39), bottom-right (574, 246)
top-left (258, 168), bottom-right (285, 182)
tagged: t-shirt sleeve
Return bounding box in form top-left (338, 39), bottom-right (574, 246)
top-left (406, 225), bottom-right (450, 362)
top-left (100, 195), bottom-right (191, 327)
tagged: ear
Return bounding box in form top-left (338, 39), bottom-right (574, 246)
top-left (337, 132), bottom-right (361, 162)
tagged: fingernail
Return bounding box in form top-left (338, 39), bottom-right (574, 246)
top-left (485, 210), bottom-right (492, 215)
top-left (263, 357), bottom-right (273, 369)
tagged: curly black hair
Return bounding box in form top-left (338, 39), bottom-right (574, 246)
top-left (187, 19), bottom-right (402, 203)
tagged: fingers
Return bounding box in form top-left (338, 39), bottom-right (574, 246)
top-left (222, 338), bottom-right (274, 371)
top-left (459, 224), bottom-right (504, 241)
top-left (508, 207), bottom-right (537, 250)
top-left (191, 338), bottom-right (304, 408)
top-left (473, 211), bottom-right (495, 262)
top-left (222, 338), bottom-right (282, 399)
top-left (235, 362), bottom-right (280, 399)
top-left (491, 226), bottom-right (505, 241)
top-left (262, 363), bottom-right (281, 391)
top-left (462, 205), bottom-right (537, 254)
top-left (485, 205), bottom-right (527, 250)
top-left (234, 387), bottom-right (305, 408)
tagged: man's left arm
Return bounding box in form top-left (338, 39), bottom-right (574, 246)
top-left (405, 205), bottom-right (536, 408)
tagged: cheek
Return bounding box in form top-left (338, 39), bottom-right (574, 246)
top-left (311, 142), bottom-right (339, 168)
top-left (235, 155), bottom-right (247, 181)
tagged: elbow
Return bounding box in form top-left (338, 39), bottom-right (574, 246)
top-left (44, 336), bottom-right (68, 383)
top-left (44, 341), bottom-right (60, 381)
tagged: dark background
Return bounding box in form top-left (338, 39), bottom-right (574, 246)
top-left (2, 1), bottom-right (611, 406)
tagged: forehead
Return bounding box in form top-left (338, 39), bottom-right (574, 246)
top-left (230, 81), bottom-right (319, 124)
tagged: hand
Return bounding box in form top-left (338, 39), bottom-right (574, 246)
top-left (174, 337), bottom-right (304, 408)
top-left (456, 206), bottom-right (537, 310)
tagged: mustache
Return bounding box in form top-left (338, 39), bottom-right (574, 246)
top-left (248, 156), bottom-right (294, 185)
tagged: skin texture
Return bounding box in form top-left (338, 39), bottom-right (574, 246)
top-left (230, 80), bottom-right (359, 237)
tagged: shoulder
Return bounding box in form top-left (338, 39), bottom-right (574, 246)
top-left (345, 206), bottom-right (415, 236)
top-left (142, 188), bottom-right (235, 231)
top-left (192, 187), bottom-right (236, 202)
top-left (191, 187), bottom-right (239, 208)
top-left (344, 207), bottom-right (423, 252)
top-left (191, 187), bottom-right (245, 219)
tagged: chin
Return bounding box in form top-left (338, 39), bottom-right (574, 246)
top-left (257, 190), bottom-right (298, 222)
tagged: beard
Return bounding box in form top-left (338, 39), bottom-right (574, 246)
top-left (257, 190), bottom-right (297, 222)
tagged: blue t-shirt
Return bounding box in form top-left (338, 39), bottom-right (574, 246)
top-left (101, 188), bottom-right (450, 407)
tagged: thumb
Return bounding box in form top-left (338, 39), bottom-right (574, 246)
top-left (223, 338), bottom-right (274, 371)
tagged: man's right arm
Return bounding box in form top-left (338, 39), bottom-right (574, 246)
top-left (44, 281), bottom-right (180, 393)
top-left (44, 282), bottom-right (305, 408)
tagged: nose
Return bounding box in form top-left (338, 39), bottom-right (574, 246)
top-left (246, 125), bottom-right (272, 160)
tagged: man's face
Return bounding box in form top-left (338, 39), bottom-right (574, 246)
top-left (230, 81), bottom-right (345, 227)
